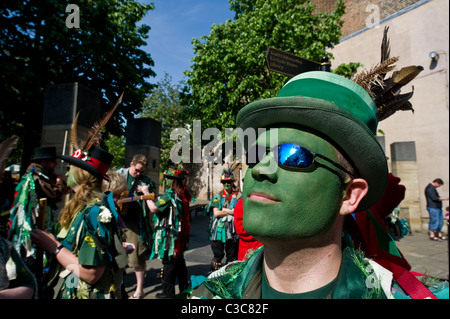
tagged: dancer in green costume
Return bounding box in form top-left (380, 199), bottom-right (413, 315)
top-left (189, 69), bottom-right (448, 299)
top-left (9, 147), bottom-right (69, 260)
top-left (207, 170), bottom-right (240, 271)
top-left (149, 163), bottom-right (192, 298)
top-left (30, 146), bottom-right (128, 299)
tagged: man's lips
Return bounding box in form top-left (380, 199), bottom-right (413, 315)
top-left (248, 193), bottom-right (280, 203)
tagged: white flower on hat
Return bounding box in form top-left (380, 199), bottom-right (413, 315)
top-left (98, 206), bottom-right (112, 223)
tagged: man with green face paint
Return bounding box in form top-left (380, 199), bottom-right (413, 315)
top-left (207, 170), bottom-right (240, 271)
top-left (189, 71), bottom-right (449, 299)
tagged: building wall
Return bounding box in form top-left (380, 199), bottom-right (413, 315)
top-left (329, 0), bottom-right (449, 231)
top-left (313, 0), bottom-right (424, 37)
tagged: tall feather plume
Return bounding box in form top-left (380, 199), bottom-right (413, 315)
top-left (352, 26), bottom-right (423, 121)
top-left (227, 160), bottom-right (240, 172)
top-left (0, 136), bottom-right (19, 184)
top-left (380, 26), bottom-right (391, 65)
top-left (70, 112), bottom-right (80, 150)
top-left (81, 91), bottom-right (124, 152)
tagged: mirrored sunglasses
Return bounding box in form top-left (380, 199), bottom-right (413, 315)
top-left (246, 143), bottom-right (354, 178)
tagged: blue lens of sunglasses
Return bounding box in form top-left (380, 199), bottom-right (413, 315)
top-left (277, 144), bottom-right (315, 169)
top-left (246, 143), bottom-right (355, 177)
top-left (246, 144), bottom-right (315, 169)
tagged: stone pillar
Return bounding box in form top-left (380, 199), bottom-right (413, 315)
top-left (125, 118), bottom-right (161, 193)
top-left (41, 82), bottom-right (101, 175)
top-left (390, 141), bottom-right (422, 232)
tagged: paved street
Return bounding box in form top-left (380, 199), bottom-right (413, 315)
top-left (395, 230), bottom-right (449, 280)
top-left (123, 210), bottom-right (449, 299)
top-left (123, 205), bottom-right (212, 299)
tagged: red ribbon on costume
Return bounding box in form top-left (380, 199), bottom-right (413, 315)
top-left (347, 173), bottom-right (438, 299)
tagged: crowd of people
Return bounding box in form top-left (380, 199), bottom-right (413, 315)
top-left (0, 133), bottom-right (200, 299)
top-left (1, 65), bottom-right (449, 299)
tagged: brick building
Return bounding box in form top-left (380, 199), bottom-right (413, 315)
top-left (313, 0), bottom-right (424, 37)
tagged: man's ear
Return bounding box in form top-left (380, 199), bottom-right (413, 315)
top-left (340, 179), bottom-right (369, 215)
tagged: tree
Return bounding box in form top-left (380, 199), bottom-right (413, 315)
top-left (182, 0), bottom-right (355, 131)
top-left (0, 0), bottom-right (155, 169)
top-left (103, 133), bottom-right (126, 170)
top-left (139, 73), bottom-right (188, 172)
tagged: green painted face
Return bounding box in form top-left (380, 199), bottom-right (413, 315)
top-left (242, 127), bottom-right (347, 240)
top-left (165, 178), bottom-right (173, 188)
top-left (66, 167), bottom-right (78, 188)
top-left (223, 182), bottom-right (233, 190)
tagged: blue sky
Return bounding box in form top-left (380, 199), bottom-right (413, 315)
top-left (139, 0), bottom-right (234, 85)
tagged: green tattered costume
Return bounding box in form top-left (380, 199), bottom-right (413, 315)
top-left (151, 189), bottom-right (188, 260)
top-left (9, 164), bottom-right (65, 260)
top-left (45, 192), bottom-right (127, 299)
top-left (207, 190), bottom-right (240, 243)
top-left (9, 166), bottom-right (44, 259)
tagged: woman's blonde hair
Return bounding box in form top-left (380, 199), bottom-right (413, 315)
top-left (102, 170), bottom-right (127, 195)
top-left (59, 165), bottom-right (103, 229)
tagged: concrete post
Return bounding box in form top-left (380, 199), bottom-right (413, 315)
top-left (390, 141), bottom-right (422, 232)
top-left (41, 82), bottom-right (101, 175)
top-left (125, 118), bottom-right (161, 193)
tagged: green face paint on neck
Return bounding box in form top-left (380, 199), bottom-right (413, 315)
top-left (242, 127), bottom-right (347, 240)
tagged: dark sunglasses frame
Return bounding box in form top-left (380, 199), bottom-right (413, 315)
top-left (246, 143), bottom-right (355, 178)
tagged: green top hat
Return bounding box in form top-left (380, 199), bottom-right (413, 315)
top-left (236, 71), bottom-right (388, 211)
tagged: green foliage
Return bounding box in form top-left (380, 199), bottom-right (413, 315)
top-left (103, 133), bottom-right (126, 169)
top-left (182, 0), bottom-right (347, 131)
top-left (139, 73), bottom-right (188, 171)
top-left (0, 0), bottom-right (155, 167)
top-left (332, 62), bottom-right (363, 78)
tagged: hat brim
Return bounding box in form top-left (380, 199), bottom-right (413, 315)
top-left (221, 178), bottom-right (235, 183)
top-left (32, 155), bottom-right (60, 161)
top-left (61, 155), bottom-right (107, 180)
top-left (236, 96), bottom-right (388, 211)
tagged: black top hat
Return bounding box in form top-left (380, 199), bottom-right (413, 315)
top-left (61, 146), bottom-right (113, 180)
top-left (33, 147), bottom-right (59, 161)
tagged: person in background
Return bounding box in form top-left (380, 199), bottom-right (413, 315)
top-left (8, 146), bottom-right (69, 286)
top-left (148, 163), bottom-right (191, 298)
top-left (233, 198), bottom-right (262, 260)
top-left (424, 178), bottom-right (449, 241)
top-left (117, 154), bottom-right (156, 299)
top-left (207, 170), bottom-right (240, 271)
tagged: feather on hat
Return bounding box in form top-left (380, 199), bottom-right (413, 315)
top-left (61, 92), bottom-right (123, 180)
top-left (352, 26), bottom-right (423, 121)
